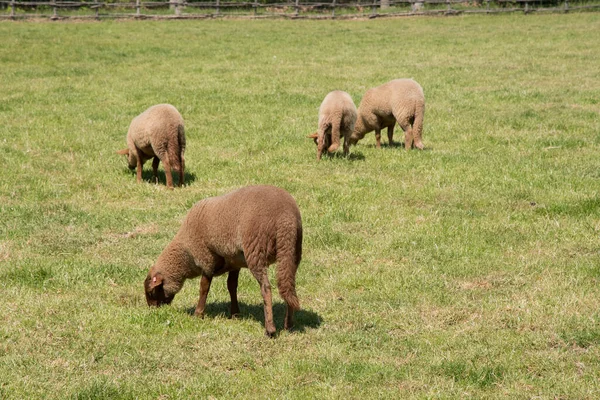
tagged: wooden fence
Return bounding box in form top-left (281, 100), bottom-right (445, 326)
top-left (1, 0), bottom-right (599, 19)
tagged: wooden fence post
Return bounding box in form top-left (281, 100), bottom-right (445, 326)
top-left (294, 0), bottom-right (299, 16)
top-left (564, 0), bottom-right (569, 12)
top-left (136, 0), bottom-right (140, 16)
top-left (411, 0), bottom-right (424, 13)
top-left (371, 0), bottom-right (377, 17)
top-left (331, 0), bottom-right (336, 17)
top-left (524, 0), bottom-right (528, 14)
top-left (486, 0), bottom-right (490, 11)
top-left (253, 1), bottom-right (258, 15)
top-left (52, 1), bottom-right (58, 19)
top-left (10, 0), bottom-right (15, 18)
top-left (216, 0), bottom-right (220, 15)
top-left (446, 0), bottom-right (451, 13)
top-left (175, 0), bottom-right (181, 16)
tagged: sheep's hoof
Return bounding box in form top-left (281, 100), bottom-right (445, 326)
top-left (265, 326), bottom-right (277, 338)
top-left (230, 312), bottom-right (240, 319)
top-left (194, 310), bottom-right (205, 319)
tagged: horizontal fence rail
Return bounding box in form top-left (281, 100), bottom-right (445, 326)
top-left (1, 0), bottom-right (599, 19)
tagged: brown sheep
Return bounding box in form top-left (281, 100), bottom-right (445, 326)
top-left (144, 185), bottom-right (302, 337)
top-left (349, 79), bottom-right (425, 150)
top-left (117, 104), bottom-right (186, 188)
top-left (307, 90), bottom-right (358, 160)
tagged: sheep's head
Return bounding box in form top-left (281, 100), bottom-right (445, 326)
top-left (348, 128), bottom-right (366, 146)
top-left (144, 272), bottom-right (175, 307)
top-left (307, 132), bottom-right (318, 146)
top-left (307, 132), bottom-right (332, 149)
top-left (116, 148), bottom-right (136, 170)
top-left (347, 135), bottom-right (360, 146)
top-left (348, 117), bottom-right (367, 146)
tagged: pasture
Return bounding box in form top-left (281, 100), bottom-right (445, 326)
top-left (1, 13), bottom-right (600, 398)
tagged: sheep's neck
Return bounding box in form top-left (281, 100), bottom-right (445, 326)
top-left (353, 114), bottom-right (370, 139)
top-left (156, 241), bottom-right (196, 293)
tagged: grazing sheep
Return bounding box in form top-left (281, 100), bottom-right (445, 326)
top-left (349, 79), bottom-right (425, 150)
top-left (144, 185), bottom-right (302, 337)
top-left (307, 90), bottom-right (357, 160)
top-left (117, 104), bottom-right (186, 188)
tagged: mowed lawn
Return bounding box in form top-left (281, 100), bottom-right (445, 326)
top-left (1, 13), bottom-right (600, 399)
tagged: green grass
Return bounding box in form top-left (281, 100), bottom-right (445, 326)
top-left (1, 13), bottom-right (600, 398)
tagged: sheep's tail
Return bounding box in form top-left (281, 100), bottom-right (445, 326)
top-left (176, 124), bottom-right (186, 169)
top-left (412, 100), bottom-right (425, 149)
top-left (168, 123), bottom-right (185, 186)
top-left (275, 219), bottom-right (302, 311)
top-left (328, 116), bottom-right (341, 153)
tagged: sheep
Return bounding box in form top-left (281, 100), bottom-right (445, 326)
top-left (307, 90), bottom-right (357, 160)
top-left (349, 79), bottom-right (425, 150)
top-left (144, 185), bottom-right (302, 337)
top-left (117, 104), bottom-right (186, 188)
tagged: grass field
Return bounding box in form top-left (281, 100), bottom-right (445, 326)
top-left (1, 13), bottom-right (600, 399)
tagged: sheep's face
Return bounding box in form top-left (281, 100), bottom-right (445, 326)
top-left (117, 148), bottom-right (137, 170)
top-left (144, 272), bottom-right (175, 307)
top-left (126, 157), bottom-right (136, 170)
top-left (307, 133), bottom-right (332, 149)
top-left (348, 130), bottom-right (364, 146)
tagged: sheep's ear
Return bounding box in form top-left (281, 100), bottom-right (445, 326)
top-left (116, 148), bottom-right (129, 156)
top-left (307, 133), bottom-right (318, 139)
top-left (148, 273), bottom-right (164, 290)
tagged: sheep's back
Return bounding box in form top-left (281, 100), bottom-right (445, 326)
top-left (182, 186), bottom-right (301, 259)
top-left (388, 79), bottom-right (424, 104)
top-left (359, 79), bottom-right (424, 118)
top-left (319, 91), bottom-right (357, 129)
top-left (319, 91), bottom-right (356, 115)
top-left (127, 104), bottom-right (184, 151)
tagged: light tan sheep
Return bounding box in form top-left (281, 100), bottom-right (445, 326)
top-left (349, 79), bottom-right (425, 150)
top-left (307, 90), bottom-right (358, 160)
top-left (144, 185), bottom-right (302, 337)
top-left (117, 104), bottom-right (186, 188)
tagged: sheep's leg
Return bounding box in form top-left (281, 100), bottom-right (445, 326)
top-left (412, 112), bottom-right (424, 150)
top-left (135, 152), bottom-right (143, 183)
top-left (399, 121), bottom-right (413, 150)
top-left (152, 157), bottom-right (160, 184)
top-left (343, 135), bottom-right (350, 157)
top-left (316, 128), bottom-right (326, 161)
top-left (227, 270), bottom-right (240, 318)
top-left (328, 119), bottom-right (341, 153)
top-left (387, 125), bottom-right (395, 147)
top-left (162, 156), bottom-right (174, 189)
top-left (284, 304), bottom-right (294, 331)
top-left (324, 134), bottom-right (331, 154)
top-left (375, 129), bottom-right (381, 149)
top-left (250, 268), bottom-right (276, 337)
top-left (316, 138), bottom-right (324, 161)
top-left (194, 275), bottom-right (212, 318)
top-left (178, 153), bottom-right (185, 187)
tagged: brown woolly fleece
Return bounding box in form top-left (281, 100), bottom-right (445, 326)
top-left (117, 104), bottom-right (186, 188)
top-left (349, 79), bottom-right (425, 150)
top-left (144, 185), bottom-right (303, 337)
top-left (307, 90), bottom-right (358, 160)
